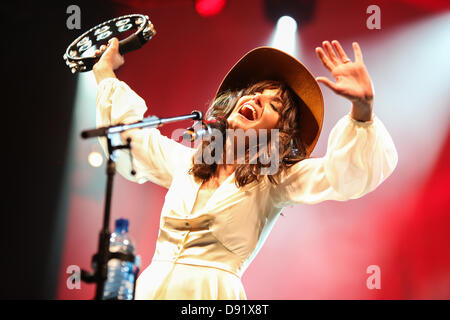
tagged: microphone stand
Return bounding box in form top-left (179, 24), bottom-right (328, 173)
top-left (79, 111), bottom-right (202, 300)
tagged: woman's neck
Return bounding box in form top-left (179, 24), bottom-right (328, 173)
top-left (213, 162), bottom-right (235, 181)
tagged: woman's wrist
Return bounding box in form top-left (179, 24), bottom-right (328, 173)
top-left (350, 99), bottom-right (373, 122)
top-left (93, 62), bottom-right (117, 84)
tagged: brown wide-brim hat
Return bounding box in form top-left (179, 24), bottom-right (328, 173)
top-left (216, 47), bottom-right (324, 157)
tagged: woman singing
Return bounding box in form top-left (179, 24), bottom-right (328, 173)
top-left (93, 38), bottom-right (397, 299)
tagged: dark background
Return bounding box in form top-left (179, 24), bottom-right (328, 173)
top-left (3, 0), bottom-right (115, 299)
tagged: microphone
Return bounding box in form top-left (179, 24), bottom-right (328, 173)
top-left (183, 116), bottom-right (227, 142)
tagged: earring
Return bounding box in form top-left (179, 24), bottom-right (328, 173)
top-left (290, 139), bottom-right (298, 157)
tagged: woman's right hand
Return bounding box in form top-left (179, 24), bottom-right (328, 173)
top-left (92, 37), bottom-right (124, 84)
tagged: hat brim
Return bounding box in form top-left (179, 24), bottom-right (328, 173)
top-left (216, 47), bottom-right (324, 157)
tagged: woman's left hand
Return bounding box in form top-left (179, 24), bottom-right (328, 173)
top-left (315, 40), bottom-right (374, 121)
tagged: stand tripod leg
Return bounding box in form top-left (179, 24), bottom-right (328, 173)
top-left (94, 158), bottom-right (116, 300)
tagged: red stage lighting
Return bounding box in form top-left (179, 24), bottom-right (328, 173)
top-left (195, 0), bottom-right (226, 17)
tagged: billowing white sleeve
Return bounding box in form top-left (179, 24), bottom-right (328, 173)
top-left (270, 114), bottom-right (398, 207)
top-left (96, 78), bottom-right (193, 188)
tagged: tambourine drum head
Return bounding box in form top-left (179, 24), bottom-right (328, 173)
top-left (64, 14), bottom-right (156, 73)
top-left (76, 17), bottom-right (135, 56)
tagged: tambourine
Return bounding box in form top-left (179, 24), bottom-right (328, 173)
top-left (63, 14), bottom-right (156, 73)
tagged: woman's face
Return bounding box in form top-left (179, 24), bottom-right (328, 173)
top-left (227, 88), bottom-right (283, 131)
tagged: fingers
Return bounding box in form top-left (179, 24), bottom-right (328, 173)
top-left (352, 42), bottom-right (363, 62)
top-left (315, 47), bottom-right (334, 72)
top-left (95, 38), bottom-right (119, 56)
top-left (332, 40), bottom-right (350, 63)
top-left (316, 40), bottom-right (351, 71)
top-left (315, 76), bottom-right (339, 93)
top-left (93, 37), bottom-right (124, 70)
top-left (316, 40), bottom-right (364, 71)
top-left (94, 45), bottom-right (107, 57)
top-left (322, 41), bottom-right (339, 65)
top-left (108, 37), bottom-right (118, 45)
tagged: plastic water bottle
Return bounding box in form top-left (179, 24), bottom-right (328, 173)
top-left (103, 218), bottom-right (140, 300)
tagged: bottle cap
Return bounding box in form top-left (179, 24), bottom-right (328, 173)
top-left (115, 218), bottom-right (129, 233)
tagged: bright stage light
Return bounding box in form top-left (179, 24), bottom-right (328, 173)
top-left (278, 15), bottom-right (298, 32)
top-left (270, 15), bottom-right (298, 56)
top-left (88, 151), bottom-right (104, 168)
top-left (195, 0), bottom-right (226, 17)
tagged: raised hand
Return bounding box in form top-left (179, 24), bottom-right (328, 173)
top-left (315, 40), bottom-right (374, 121)
top-left (92, 38), bottom-right (124, 84)
top-left (94, 37), bottom-right (124, 70)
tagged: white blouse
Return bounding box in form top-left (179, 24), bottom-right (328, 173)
top-left (96, 78), bottom-right (398, 300)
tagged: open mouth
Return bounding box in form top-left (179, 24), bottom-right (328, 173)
top-left (238, 103), bottom-right (258, 121)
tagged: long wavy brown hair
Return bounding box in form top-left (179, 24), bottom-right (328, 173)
top-left (189, 80), bottom-right (308, 188)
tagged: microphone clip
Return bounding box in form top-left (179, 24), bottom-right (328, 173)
top-left (107, 133), bottom-right (136, 176)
